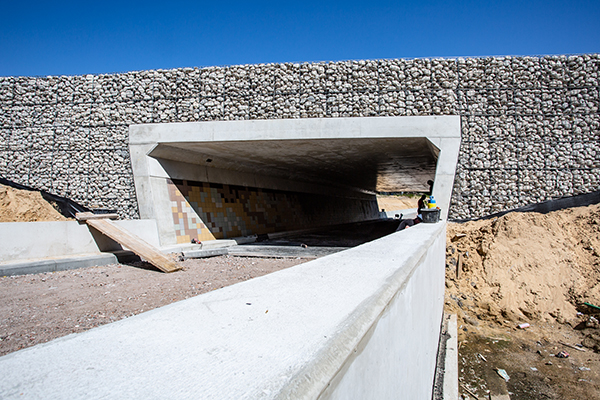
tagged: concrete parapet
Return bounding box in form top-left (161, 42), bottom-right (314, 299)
top-left (432, 314), bottom-right (459, 400)
top-left (444, 314), bottom-right (459, 400)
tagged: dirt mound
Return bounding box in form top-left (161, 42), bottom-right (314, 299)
top-left (446, 203), bottom-right (600, 328)
top-left (0, 184), bottom-right (68, 222)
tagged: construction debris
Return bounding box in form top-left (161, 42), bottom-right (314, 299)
top-left (556, 350), bottom-right (569, 358)
top-left (496, 369), bottom-right (510, 382)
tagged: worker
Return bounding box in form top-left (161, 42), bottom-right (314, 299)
top-left (395, 214), bottom-right (423, 231)
top-left (417, 194), bottom-right (427, 213)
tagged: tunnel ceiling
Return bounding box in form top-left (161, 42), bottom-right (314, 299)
top-left (149, 137), bottom-right (439, 193)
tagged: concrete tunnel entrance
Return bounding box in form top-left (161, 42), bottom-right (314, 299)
top-left (129, 116), bottom-right (461, 246)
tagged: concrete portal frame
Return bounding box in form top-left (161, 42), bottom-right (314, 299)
top-left (130, 116), bottom-right (461, 245)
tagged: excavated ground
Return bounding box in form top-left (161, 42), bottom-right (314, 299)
top-left (447, 203), bottom-right (600, 399)
top-left (0, 184), bottom-right (68, 222)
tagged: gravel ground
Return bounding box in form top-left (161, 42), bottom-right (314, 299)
top-left (0, 255), bottom-right (309, 356)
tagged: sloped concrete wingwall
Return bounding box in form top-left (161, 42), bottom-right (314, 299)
top-left (0, 55), bottom-right (599, 220)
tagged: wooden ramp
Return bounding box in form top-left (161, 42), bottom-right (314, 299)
top-left (77, 213), bottom-right (181, 273)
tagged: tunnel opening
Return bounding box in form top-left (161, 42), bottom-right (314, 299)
top-left (129, 116), bottom-right (460, 247)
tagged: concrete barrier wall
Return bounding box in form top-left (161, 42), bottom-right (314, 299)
top-left (0, 222), bottom-right (446, 400)
top-left (322, 228), bottom-right (445, 399)
top-left (0, 55), bottom-right (598, 220)
top-left (0, 219), bottom-right (159, 262)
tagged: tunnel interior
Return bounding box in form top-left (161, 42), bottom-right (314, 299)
top-left (147, 137), bottom-right (438, 241)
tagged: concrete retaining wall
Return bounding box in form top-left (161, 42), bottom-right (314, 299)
top-left (0, 219), bottom-right (159, 262)
top-left (0, 55), bottom-right (599, 220)
top-left (0, 221), bottom-right (446, 400)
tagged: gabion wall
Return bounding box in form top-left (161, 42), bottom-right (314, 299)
top-left (0, 55), bottom-right (599, 219)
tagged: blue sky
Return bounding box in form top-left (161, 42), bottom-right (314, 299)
top-left (1, 0), bottom-right (599, 77)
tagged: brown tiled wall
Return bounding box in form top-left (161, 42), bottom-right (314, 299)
top-left (167, 178), bottom-right (378, 242)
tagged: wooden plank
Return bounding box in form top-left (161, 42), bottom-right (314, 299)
top-left (85, 218), bottom-right (181, 273)
top-left (459, 384), bottom-right (478, 399)
top-left (559, 341), bottom-right (586, 352)
top-left (456, 253), bottom-right (463, 280)
top-left (76, 212), bottom-right (119, 221)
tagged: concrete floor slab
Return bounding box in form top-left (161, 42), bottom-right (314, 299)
top-left (228, 245), bottom-right (347, 258)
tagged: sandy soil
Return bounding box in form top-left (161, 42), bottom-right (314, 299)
top-left (446, 204), bottom-right (600, 399)
top-left (0, 256), bottom-right (307, 356)
top-left (0, 184), bottom-right (68, 222)
top-left (376, 194), bottom-right (418, 212)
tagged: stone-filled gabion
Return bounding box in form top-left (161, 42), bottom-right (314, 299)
top-left (0, 54), bottom-right (599, 219)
